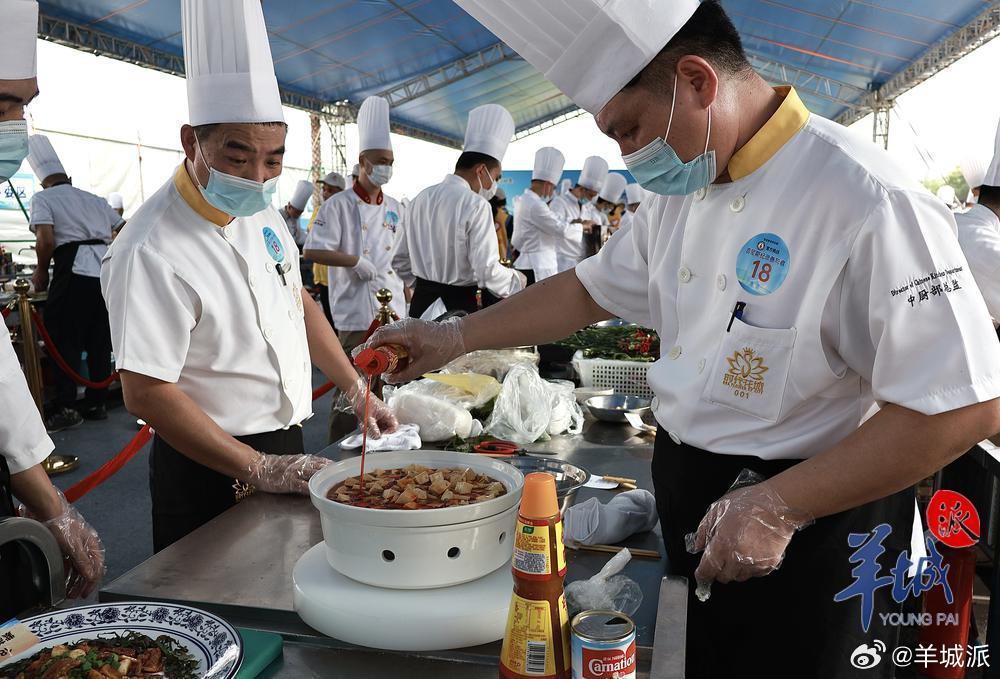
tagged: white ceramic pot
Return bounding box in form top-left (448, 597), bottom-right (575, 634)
top-left (309, 450), bottom-right (524, 589)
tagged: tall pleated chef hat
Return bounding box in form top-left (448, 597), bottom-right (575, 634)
top-left (107, 192), bottom-right (124, 210)
top-left (599, 172), bottom-right (627, 203)
top-left (559, 178), bottom-right (572, 195)
top-left (984, 120), bottom-right (1000, 188)
top-left (532, 147), bottom-right (565, 185)
top-left (960, 154), bottom-right (989, 190)
top-left (322, 171), bottom-right (346, 189)
top-left (454, 0), bottom-right (700, 115)
top-left (464, 104), bottom-right (515, 164)
top-left (578, 156), bottom-right (608, 192)
top-left (0, 0), bottom-right (38, 80)
top-left (289, 179), bottom-right (313, 210)
top-left (182, 0), bottom-right (284, 126)
top-left (358, 96), bottom-right (392, 152)
top-left (625, 182), bottom-right (645, 205)
top-left (27, 135), bottom-right (65, 180)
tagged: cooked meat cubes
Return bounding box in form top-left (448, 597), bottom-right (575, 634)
top-left (328, 466), bottom-right (508, 509)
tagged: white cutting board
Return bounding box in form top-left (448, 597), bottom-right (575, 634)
top-left (293, 543), bottom-right (513, 651)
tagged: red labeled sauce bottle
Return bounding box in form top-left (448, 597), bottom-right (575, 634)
top-left (500, 472), bottom-right (571, 679)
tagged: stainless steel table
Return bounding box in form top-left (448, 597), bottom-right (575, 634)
top-left (100, 422), bottom-right (686, 677)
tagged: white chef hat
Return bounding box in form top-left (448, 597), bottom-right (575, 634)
top-left (454, 0), bottom-right (700, 115)
top-left (464, 104), bottom-right (515, 163)
top-left (27, 135), bottom-right (65, 180)
top-left (599, 172), bottom-right (627, 203)
top-left (289, 179), bottom-right (313, 210)
top-left (182, 0), bottom-right (284, 126)
top-left (351, 164), bottom-right (360, 177)
top-left (322, 171), bottom-right (346, 189)
top-left (625, 182), bottom-right (644, 205)
top-left (358, 96), bottom-right (392, 153)
top-left (960, 154), bottom-right (989, 190)
top-left (559, 178), bottom-right (572, 195)
top-left (936, 185), bottom-right (958, 208)
top-left (578, 156), bottom-right (609, 192)
top-left (984, 120), bottom-right (1000, 187)
top-left (532, 147), bottom-right (565, 185)
top-left (107, 192), bottom-right (124, 210)
top-left (0, 0), bottom-right (38, 80)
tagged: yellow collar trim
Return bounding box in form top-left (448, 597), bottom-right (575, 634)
top-left (173, 164), bottom-right (231, 227)
top-left (727, 87), bottom-right (809, 181)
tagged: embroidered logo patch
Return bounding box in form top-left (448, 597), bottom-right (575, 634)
top-left (721, 347), bottom-right (768, 399)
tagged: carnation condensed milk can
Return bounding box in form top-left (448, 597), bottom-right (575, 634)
top-left (570, 610), bottom-right (636, 679)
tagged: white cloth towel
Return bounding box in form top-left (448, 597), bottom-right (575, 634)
top-left (563, 489), bottom-right (659, 545)
top-left (339, 423), bottom-right (421, 452)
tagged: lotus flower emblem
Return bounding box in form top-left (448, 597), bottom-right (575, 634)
top-left (726, 347), bottom-right (768, 382)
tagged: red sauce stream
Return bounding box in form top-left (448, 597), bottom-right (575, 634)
top-left (360, 374), bottom-right (373, 480)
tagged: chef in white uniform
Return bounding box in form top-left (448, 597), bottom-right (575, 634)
top-left (595, 172), bottom-right (627, 238)
top-left (960, 153), bottom-right (989, 206)
top-left (393, 104), bottom-right (523, 317)
top-left (304, 95), bottom-right (406, 347)
top-left (27, 135), bottom-right (124, 431)
top-left (101, 0), bottom-right (396, 552)
top-left (957, 121), bottom-right (1000, 322)
top-left (618, 182), bottom-right (646, 233)
top-left (0, 0), bottom-right (104, 614)
top-left (364, 2), bottom-right (1000, 676)
top-left (510, 146), bottom-right (582, 285)
top-left (279, 179), bottom-right (313, 249)
top-left (549, 155), bottom-right (607, 272)
top-left (319, 171), bottom-right (345, 202)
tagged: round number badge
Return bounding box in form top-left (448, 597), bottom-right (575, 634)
top-left (735, 232), bottom-right (790, 296)
top-left (262, 227), bottom-right (285, 263)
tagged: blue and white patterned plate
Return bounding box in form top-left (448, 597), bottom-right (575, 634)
top-left (0, 602), bottom-right (242, 678)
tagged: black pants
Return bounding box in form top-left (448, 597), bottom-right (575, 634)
top-left (150, 426), bottom-right (304, 552)
top-left (45, 243), bottom-right (112, 410)
top-left (409, 277), bottom-right (479, 318)
top-left (0, 457), bottom-right (38, 619)
top-left (515, 268), bottom-right (536, 286)
top-left (652, 429), bottom-right (918, 678)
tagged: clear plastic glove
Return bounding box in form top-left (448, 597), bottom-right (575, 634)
top-left (362, 317), bottom-right (467, 384)
top-left (347, 376), bottom-right (400, 437)
top-left (246, 452), bottom-right (331, 494)
top-left (352, 256), bottom-right (378, 281)
top-left (564, 547), bottom-right (642, 618)
top-left (685, 475), bottom-right (813, 602)
top-left (23, 491), bottom-right (105, 599)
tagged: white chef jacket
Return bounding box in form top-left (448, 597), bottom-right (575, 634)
top-left (576, 87), bottom-right (1000, 461)
top-left (280, 206), bottom-right (307, 248)
top-left (0, 332), bottom-right (53, 474)
top-left (956, 204), bottom-right (1000, 321)
top-left (304, 186), bottom-right (405, 332)
top-left (392, 174), bottom-right (522, 298)
top-left (618, 209), bottom-right (635, 233)
top-left (550, 192), bottom-right (602, 273)
top-left (512, 189), bottom-right (583, 281)
top-left (29, 184), bottom-right (124, 278)
top-left (101, 165), bottom-right (312, 436)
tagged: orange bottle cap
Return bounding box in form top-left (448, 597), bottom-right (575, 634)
top-left (519, 472), bottom-right (560, 519)
top-left (354, 347), bottom-right (387, 375)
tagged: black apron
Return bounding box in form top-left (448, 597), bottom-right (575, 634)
top-left (408, 277), bottom-right (480, 318)
top-left (150, 426), bottom-right (304, 552)
top-left (652, 429), bottom-right (919, 679)
top-left (0, 457), bottom-right (37, 619)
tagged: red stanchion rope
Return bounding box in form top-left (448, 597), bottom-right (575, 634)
top-left (313, 381), bottom-right (334, 400)
top-left (64, 424), bottom-right (152, 503)
top-left (1, 306), bottom-right (11, 319)
top-left (29, 308), bottom-right (120, 389)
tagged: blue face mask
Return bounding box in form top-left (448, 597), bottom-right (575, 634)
top-left (0, 120), bottom-right (29, 184)
top-left (577, 196), bottom-right (589, 207)
top-left (195, 138), bottom-right (279, 217)
top-left (622, 75), bottom-right (716, 196)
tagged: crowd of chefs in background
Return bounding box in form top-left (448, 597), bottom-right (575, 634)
top-left (3, 2), bottom-right (1000, 667)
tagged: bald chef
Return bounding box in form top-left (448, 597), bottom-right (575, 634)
top-left (511, 147), bottom-right (580, 285)
top-left (550, 155), bottom-right (607, 273)
top-left (365, 1), bottom-right (1000, 676)
top-left (102, 0), bottom-right (397, 552)
top-left (279, 179), bottom-right (314, 249)
top-left (957, 121), bottom-right (1000, 322)
top-left (393, 104), bottom-right (524, 317)
top-left (304, 95), bottom-right (406, 350)
top-left (0, 0), bottom-right (104, 613)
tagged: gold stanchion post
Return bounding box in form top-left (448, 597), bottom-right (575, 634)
top-left (12, 279), bottom-right (79, 475)
top-left (374, 288), bottom-right (395, 326)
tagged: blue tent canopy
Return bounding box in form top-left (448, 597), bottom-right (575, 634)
top-left (36, 1), bottom-right (1000, 148)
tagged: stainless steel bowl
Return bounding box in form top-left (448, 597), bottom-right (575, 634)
top-left (591, 318), bottom-right (636, 329)
top-left (503, 456), bottom-right (590, 515)
top-left (585, 394), bottom-right (652, 423)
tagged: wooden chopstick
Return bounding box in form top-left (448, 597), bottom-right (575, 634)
top-left (576, 544), bottom-right (661, 560)
top-left (601, 475), bottom-right (638, 485)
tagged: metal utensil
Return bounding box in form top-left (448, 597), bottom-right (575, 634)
top-left (503, 456), bottom-right (590, 515)
top-left (585, 394), bottom-right (652, 424)
top-left (591, 318), bottom-right (637, 329)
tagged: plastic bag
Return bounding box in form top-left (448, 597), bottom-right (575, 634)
top-left (546, 379), bottom-right (584, 436)
top-left (424, 373), bottom-right (502, 409)
top-left (386, 391), bottom-right (482, 442)
top-left (564, 547), bottom-right (643, 619)
top-left (442, 348), bottom-right (539, 381)
top-left (485, 364), bottom-right (552, 444)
